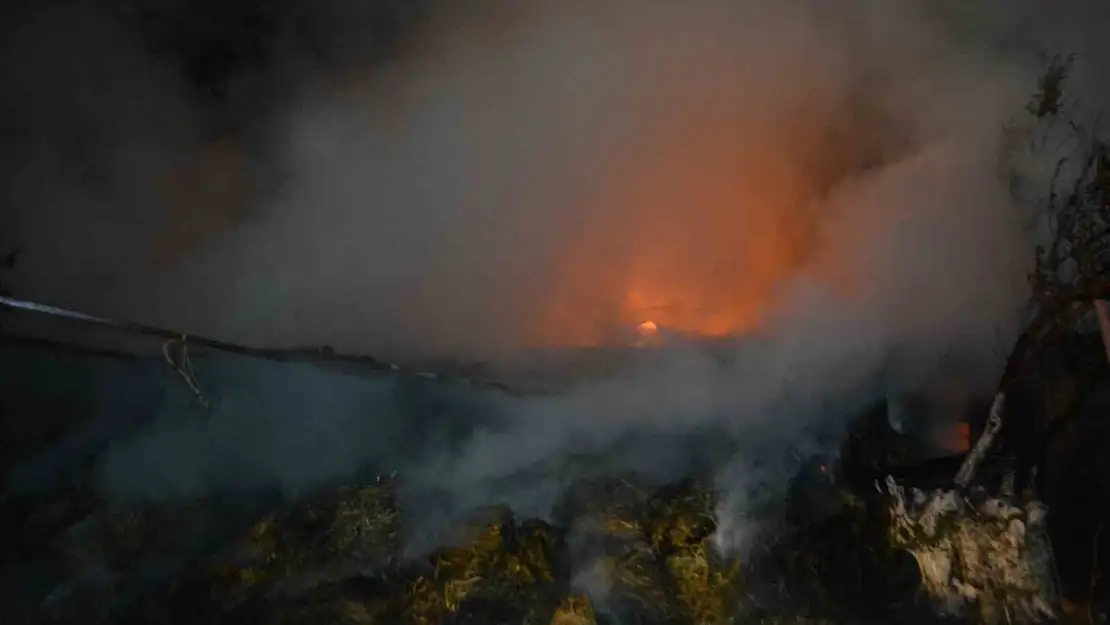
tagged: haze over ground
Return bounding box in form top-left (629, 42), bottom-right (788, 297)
top-left (2, 0), bottom-right (1110, 551)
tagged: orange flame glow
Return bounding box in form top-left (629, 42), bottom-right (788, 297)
top-left (519, 102), bottom-right (849, 348)
top-left (495, 39), bottom-right (885, 352)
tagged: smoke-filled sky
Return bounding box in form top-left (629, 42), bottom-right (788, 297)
top-left (6, 0), bottom-right (1103, 361)
top-left (3, 0), bottom-right (1110, 550)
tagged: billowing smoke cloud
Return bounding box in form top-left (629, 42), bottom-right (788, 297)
top-left (3, 0), bottom-right (1108, 554)
top-left (2, 0), bottom-right (1041, 360)
top-left (111, 0), bottom-right (1038, 364)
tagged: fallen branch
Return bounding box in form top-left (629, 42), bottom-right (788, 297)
top-left (954, 391), bottom-right (1006, 489)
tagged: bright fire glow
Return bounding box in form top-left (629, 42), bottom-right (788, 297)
top-left (521, 117), bottom-right (836, 348)
top-left (507, 45), bottom-right (873, 351)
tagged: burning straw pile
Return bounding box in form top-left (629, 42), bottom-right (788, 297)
top-left (558, 477), bottom-right (742, 624)
top-left (214, 481), bottom-right (402, 606)
top-left (36, 474), bottom-right (754, 625)
top-left (28, 434), bottom-right (1079, 625)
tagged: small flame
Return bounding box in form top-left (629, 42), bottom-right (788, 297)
top-left (633, 320), bottom-right (661, 347)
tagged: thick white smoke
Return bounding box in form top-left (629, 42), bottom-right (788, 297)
top-left (5, 0), bottom-right (1109, 553)
top-left (125, 0), bottom-right (1036, 365)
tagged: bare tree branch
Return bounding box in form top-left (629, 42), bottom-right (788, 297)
top-left (954, 391), bottom-right (1005, 488)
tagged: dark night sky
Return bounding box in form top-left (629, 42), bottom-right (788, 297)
top-left (0, 0), bottom-right (436, 339)
top-left (1, 0), bottom-right (427, 134)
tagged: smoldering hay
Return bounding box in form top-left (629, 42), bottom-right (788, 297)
top-left (12, 0), bottom-right (1080, 546)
